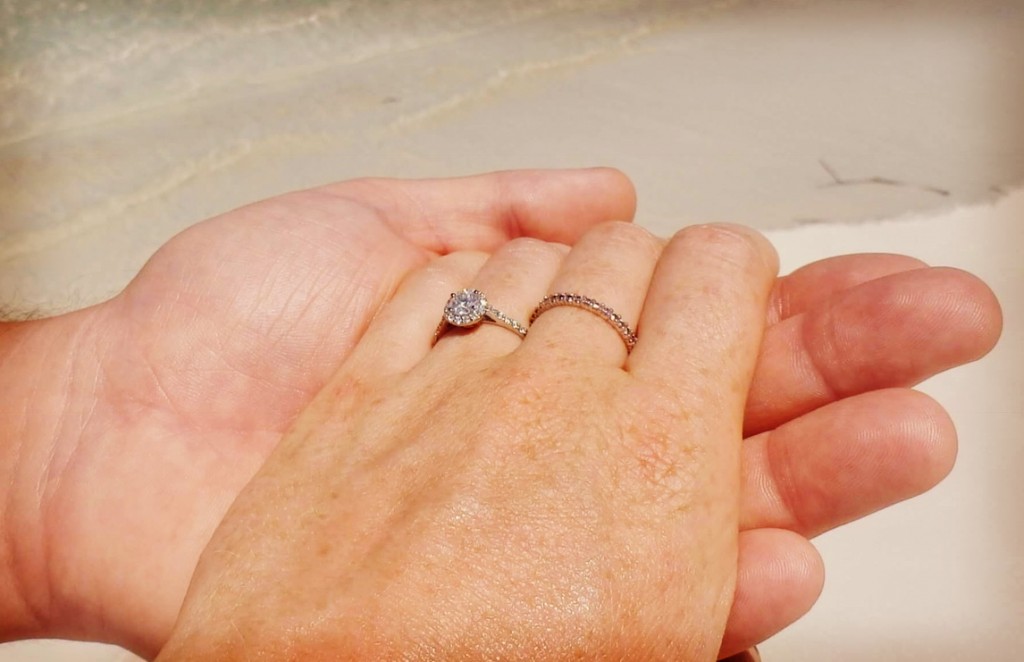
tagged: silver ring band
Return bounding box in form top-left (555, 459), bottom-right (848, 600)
top-left (433, 289), bottom-right (527, 345)
top-left (530, 293), bottom-right (638, 352)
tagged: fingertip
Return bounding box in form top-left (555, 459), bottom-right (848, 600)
top-left (820, 388), bottom-right (960, 513)
top-left (720, 529), bottom-right (824, 658)
top-left (681, 223), bottom-right (779, 278)
top-left (581, 167), bottom-right (638, 221)
top-left (743, 388), bottom-right (960, 538)
top-left (515, 167), bottom-right (638, 241)
top-left (777, 266), bottom-right (1003, 408)
top-left (928, 267), bottom-right (1003, 361)
top-left (882, 388), bottom-right (959, 493)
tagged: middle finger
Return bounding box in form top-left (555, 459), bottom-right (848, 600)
top-left (745, 266), bottom-right (1001, 435)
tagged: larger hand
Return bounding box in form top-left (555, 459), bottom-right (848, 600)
top-left (0, 169), bottom-right (635, 651)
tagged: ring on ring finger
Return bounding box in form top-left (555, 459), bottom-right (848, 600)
top-left (433, 288), bottom-right (528, 345)
top-left (530, 293), bottom-right (638, 352)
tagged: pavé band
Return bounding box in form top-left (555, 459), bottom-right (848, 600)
top-left (530, 293), bottom-right (638, 352)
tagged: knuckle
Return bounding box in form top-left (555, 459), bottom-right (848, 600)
top-left (588, 221), bottom-right (662, 259)
top-left (501, 237), bottom-right (567, 264)
top-left (424, 251), bottom-right (488, 285)
top-left (672, 223), bottom-right (777, 276)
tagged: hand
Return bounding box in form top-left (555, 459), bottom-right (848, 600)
top-left (722, 253), bottom-right (1001, 654)
top-left (0, 168), bottom-right (636, 651)
top-left (0, 171), bottom-right (1000, 657)
top-left (156, 222), bottom-right (781, 661)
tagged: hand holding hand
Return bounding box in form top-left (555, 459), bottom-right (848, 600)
top-left (0, 169), bottom-right (636, 651)
top-left (156, 223), bottom-right (779, 661)
top-left (0, 170), bottom-right (1000, 657)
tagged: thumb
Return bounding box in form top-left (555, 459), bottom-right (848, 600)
top-left (322, 167), bottom-right (638, 253)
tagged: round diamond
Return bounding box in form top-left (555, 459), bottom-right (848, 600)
top-left (444, 289), bottom-right (488, 327)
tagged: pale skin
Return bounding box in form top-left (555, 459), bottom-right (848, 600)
top-left (156, 220), bottom-right (785, 661)
top-left (153, 219), bottom-right (991, 661)
top-left (0, 169), bottom-right (1001, 658)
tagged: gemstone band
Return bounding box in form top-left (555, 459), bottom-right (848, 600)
top-left (433, 289), bottom-right (528, 345)
top-left (529, 293), bottom-right (638, 352)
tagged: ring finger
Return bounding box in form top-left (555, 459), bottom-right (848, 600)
top-left (432, 238), bottom-right (567, 359)
top-left (520, 221), bottom-right (662, 366)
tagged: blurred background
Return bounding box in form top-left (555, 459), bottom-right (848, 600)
top-left (1, 0), bottom-right (1021, 660)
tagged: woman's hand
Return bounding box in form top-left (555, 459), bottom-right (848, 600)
top-left (157, 223), bottom-right (779, 661)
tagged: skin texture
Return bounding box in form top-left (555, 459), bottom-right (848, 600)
top-left (0, 169), bottom-right (1002, 658)
top-left (156, 222), bottom-right (781, 661)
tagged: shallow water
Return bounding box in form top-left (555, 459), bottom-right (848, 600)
top-left (1, 0), bottom-right (1022, 318)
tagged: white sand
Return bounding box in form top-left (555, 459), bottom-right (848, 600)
top-left (1, 0), bottom-right (1022, 318)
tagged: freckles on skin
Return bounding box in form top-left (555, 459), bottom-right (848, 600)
top-left (619, 415), bottom-right (697, 506)
top-left (157, 271), bottom-right (755, 662)
top-left (642, 274), bottom-right (764, 399)
top-left (489, 356), bottom-right (603, 431)
top-left (609, 386), bottom-right (713, 520)
top-left (319, 372), bottom-right (380, 417)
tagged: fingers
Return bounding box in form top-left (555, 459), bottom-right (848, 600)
top-left (768, 253), bottom-right (927, 323)
top-left (745, 266), bottom-right (1003, 435)
top-left (739, 388), bottom-right (956, 537)
top-left (433, 239), bottom-right (567, 358)
top-left (344, 252), bottom-right (489, 378)
top-left (351, 238), bottom-right (568, 376)
top-left (718, 529), bottom-right (824, 658)
top-left (627, 224), bottom-right (779, 417)
top-left (520, 222), bottom-right (661, 365)
top-left (324, 168), bottom-right (638, 253)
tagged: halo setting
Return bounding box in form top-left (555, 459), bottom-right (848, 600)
top-left (444, 289), bottom-right (488, 327)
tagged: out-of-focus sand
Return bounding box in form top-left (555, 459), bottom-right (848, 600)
top-left (2, 0), bottom-right (1022, 319)
top-left (0, 0), bottom-right (1021, 659)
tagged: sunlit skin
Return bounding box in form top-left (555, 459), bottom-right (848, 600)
top-left (155, 221), bottom-right (999, 661)
top-left (0, 169), bottom-right (1001, 658)
top-left (156, 222), bottom-right (783, 660)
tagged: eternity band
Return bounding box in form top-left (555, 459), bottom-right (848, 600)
top-left (530, 293), bottom-right (638, 352)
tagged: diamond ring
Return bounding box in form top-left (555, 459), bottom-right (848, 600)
top-left (433, 289), bottom-right (528, 345)
top-left (530, 293), bottom-right (638, 352)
